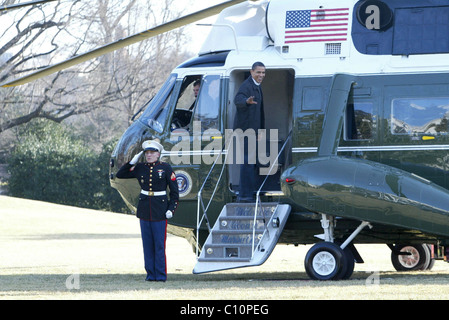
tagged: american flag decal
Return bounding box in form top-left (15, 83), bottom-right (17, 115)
top-left (284, 8), bottom-right (349, 44)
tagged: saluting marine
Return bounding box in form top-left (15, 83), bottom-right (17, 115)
top-left (116, 140), bottom-right (179, 281)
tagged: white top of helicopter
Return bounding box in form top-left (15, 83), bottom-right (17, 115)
top-left (4, 0), bottom-right (449, 88)
top-left (177, 0), bottom-right (449, 77)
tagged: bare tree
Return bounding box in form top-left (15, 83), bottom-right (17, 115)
top-left (0, 0), bottom-right (190, 149)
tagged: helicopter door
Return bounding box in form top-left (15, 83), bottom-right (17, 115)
top-left (168, 74), bottom-right (224, 200)
top-left (191, 74), bottom-right (222, 139)
top-left (190, 74), bottom-right (227, 218)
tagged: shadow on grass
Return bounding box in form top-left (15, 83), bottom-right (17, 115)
top-left (2, 270), bottom-right (449, 293)
top-left (16, 233), bottom-right (141, 240)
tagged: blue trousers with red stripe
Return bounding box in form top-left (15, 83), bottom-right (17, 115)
top-left (139, 219), bottom-right (167, 281)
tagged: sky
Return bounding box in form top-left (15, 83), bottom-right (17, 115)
top-left (0, 0), bottom-right (231, 55)
top-left (176, 0), bottom-right (230, 54)
top-left (0, 0), bottom-right (237, 72)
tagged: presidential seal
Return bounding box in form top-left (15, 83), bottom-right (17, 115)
top-left (175, 170), bottom-right (192, 198)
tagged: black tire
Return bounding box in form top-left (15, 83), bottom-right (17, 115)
top-left (335, 241), bottom-right (356, 280)
top-left (426, 244), bottom-right (435, 270)
top-left (305, 242), bottom-right (346, 280)
top-left (391, 244), bottom-right (428, 271)
top-left (340, 245), bottom-right (355, 279)
top-left (419, 244), bottom-right (431, 271)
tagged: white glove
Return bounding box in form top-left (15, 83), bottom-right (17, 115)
top-left (165, 210), bottom-right (173, 219)
top-left (130, 151), bottom-right (143, 165)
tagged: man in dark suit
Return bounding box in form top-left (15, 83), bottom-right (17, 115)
top-left (233, 62), bottom-right (266, 202)
top-left (116, 140), bottom-right (179, 281)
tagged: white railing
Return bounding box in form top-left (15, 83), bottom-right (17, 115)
top-left (196, 131), bottom-right (292, 260)
top-left (196, 145), bottom-right (230, 258)
top-left (251, 132), bottom-right (292, 258)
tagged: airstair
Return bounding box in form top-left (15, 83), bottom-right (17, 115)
top-left (193, 202), bottom-right (291, 273)
top-left (193, 133), bottom-right (292, 274)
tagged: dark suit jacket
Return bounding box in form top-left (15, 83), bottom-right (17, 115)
top-left (233, 76), bottom-right (265, 131)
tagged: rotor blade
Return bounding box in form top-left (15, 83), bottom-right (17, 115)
top-left (0, 0), bottom-right (58, 12)
top-left (2, 0), bottom-right (254, 87)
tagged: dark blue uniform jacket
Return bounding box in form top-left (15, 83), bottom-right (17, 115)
top-left (116, 161), bottom-right (179, 221)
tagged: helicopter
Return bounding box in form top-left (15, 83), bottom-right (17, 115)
top-left (4, 0), bottom-right (449, 281)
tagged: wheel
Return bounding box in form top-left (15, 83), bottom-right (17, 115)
top-left (305, 242), bottom-right (346, 280)
top-left (426, 244), bottom-right (435, 270)
top-left (335, 241), bottom-right (356, 280)
top-left (419, 244), bottom-right (431, 271)
top-left (340, 245), bottom-right (355, 279)
top-left (425, 244), bottom-right (435, 270)
top-left (391, 244), bottom-right (428, 271)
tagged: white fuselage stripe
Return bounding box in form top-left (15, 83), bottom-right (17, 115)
top-left (292, 145), bottom-right (449, 153)
top-left (161, 145), bottom-right (449, 157)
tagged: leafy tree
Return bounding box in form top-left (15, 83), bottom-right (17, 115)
top-left (7, 119), bottom-right (129, 213)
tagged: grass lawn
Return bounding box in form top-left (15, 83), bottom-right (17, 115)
top-left (1, 195), bottom-right (449, 300)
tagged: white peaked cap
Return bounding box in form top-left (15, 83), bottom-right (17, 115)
top-left (142, 140), bottom-right (163, 153)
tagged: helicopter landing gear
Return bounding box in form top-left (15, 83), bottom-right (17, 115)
top-left (389, 244), bottom-right (434, 271)
top-left (304, 215), bottom-right (371, 280)
top-left (305, 241), bottom-right (346, 280)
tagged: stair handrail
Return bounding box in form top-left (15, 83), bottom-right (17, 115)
top-left (196, 140), bottom-right (232, 258)
top-left (251, 131), bottom-right (292, 258)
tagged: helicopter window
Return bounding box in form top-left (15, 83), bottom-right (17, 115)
top-left (171, 76), bottom-right (202, 130)
top-left (140, 74), bottom-right (177, 133)
top-left (192, 75), bottom-right (221, 132)
top-left (391, 97), bottom-right (449, 135)
top-left (345, 102), bottom-right (374, 140)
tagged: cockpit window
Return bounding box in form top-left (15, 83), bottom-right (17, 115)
top-left (193, 75), bottom-right (221, 131)
top-left (140, 73), bottom-right (177, 133)
top-left (170, 75), bottom-right (221, 132)
top-left (171, 76), bottom-right (202, 131)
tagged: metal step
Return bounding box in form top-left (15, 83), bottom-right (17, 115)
top-left (193, 203), bottom-right (291, 274)
top-left (218, 216), bottom-right (266, 231)
top-left (198, 244), bottom-right (253, 262)
top-left (224, 202), bottom-right (277, 217)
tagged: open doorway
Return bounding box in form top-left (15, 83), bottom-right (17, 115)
top-left (227, 68), bottom-right (294, 195)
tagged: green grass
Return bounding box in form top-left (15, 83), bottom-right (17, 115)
top-left (1, 195), bottom-right (449, 300)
